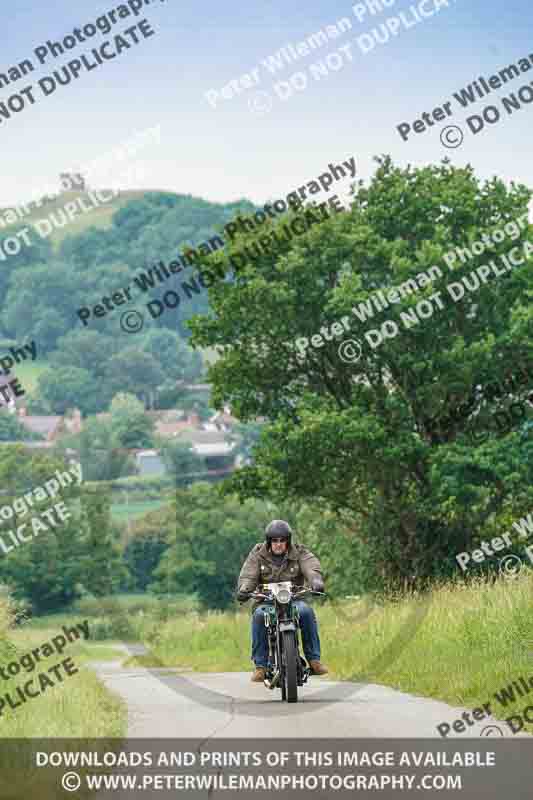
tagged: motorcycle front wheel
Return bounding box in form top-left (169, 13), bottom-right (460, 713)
top-left (276, 635), bottom-right (287, 701)
top-left (281, 630), bottom-right (298, 703)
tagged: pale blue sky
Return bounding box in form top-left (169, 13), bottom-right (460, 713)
top-left (1, 0), bottom-right (531, 207)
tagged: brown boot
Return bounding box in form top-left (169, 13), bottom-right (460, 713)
top-left (251, 667), bottom-right (266, 682)
top-left (309, 660), bottom-right (328, 676)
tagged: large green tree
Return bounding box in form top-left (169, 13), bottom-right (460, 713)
top-left (2, 262), bottom-right (80, 352)
top-left (123, 508), bottom-right (171, 591)
top-left (140, 328), bottom-right (203, 382)
top-left (189, 157), bottom-right (533, 589)
top-left (51, 329), bottom-right (121, 378)
top-left (0, 228), bottom-right (52, 319)
top-left (36, 366), bottom-right (102, 415)
top-left (61, 416), bottom-right (138, 482)
top-left (0, 447), bottom-right (84, 612)
top-left (109, 392), bottom-right (156, 448)
top-left (77, 485), bottom-right (126, 597)
top-left (104, 348), bottom-right (165, 408)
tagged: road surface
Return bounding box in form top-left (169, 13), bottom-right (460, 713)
top-left (90, 647), bottom-right (516, 739)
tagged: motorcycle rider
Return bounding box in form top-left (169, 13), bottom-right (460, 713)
top-left (236, 520), bottom-right (328, 682)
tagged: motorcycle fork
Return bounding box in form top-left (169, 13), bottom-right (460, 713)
top-left (263, 606), bottom-right (280, 689)
top-left (289, 603), bottom-right (309, 685)
top-left (269, 603), bottom-right (288, 690)
top-left (263, 605), bottom-right (276, 663)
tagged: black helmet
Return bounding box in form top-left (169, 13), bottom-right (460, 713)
top-left (265, 519), bottom-right (292, 549)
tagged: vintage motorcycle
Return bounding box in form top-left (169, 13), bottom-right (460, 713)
top-left (248, 581), bottom-right (325, 703)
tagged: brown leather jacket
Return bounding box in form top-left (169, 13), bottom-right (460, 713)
top-left (238, 542), bottom-right (323, 607)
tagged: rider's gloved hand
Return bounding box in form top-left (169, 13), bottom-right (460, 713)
top-left (311, 578), bottom-right (325, 593)
top-left (237, 589), bottom-right (251, 603)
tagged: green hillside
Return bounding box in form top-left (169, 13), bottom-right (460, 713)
top-left (1, 189), bottom-right (179, 247)
top-left (0, 185), bottom-right (250, 414)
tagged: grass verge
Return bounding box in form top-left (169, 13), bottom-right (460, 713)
top-left (0, 612), bottom-right (126, 737)
top-left (0, 597), bottom-right (128, 798)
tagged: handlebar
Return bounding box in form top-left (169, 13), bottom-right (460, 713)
top-left (245, 587), bottom-right (326, 601)
top-left (294, 589), bottom-right (326, 599)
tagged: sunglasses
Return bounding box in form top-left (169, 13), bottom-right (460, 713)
top-left (271, 538), bottom-right (287, 543)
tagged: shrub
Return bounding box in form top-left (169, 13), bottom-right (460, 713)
top-left (68, 593), bottom-right (201, 642)
top-left (89, 616), bottom-right (138, 640)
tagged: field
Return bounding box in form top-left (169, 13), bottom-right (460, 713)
top-left (10, 357), bottom-right (212, 397)
top-left (110, 499), bottom-right (167, 521)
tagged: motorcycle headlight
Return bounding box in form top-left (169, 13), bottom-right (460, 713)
top-left (276, 588), bottom-right (291, 604)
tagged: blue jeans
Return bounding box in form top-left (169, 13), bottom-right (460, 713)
top-left (251, 600), bottom-right (321, 668)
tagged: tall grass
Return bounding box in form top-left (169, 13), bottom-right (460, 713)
top-left (0, 617), bottom-right (124, 800)
top-left (0, 591), bottom-right (15, 665)
top-left (0, 589), bottom-right (126, 739)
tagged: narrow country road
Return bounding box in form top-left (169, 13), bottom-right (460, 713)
top-left (90, 647), bottom-right (516, 739)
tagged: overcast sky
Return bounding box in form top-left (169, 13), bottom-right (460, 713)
top-left (2, 0), bottom-right (531, 207)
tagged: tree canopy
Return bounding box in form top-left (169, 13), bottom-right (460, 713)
top-left (189, 156), bottom-right (533, 588)
top-left (0, 447), bottom-right (123, 613)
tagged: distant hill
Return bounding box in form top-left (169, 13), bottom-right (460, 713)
top-left (0, 186), bottom-right (254, 353)
top-left (0, 189), bottom-right (180, 247)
